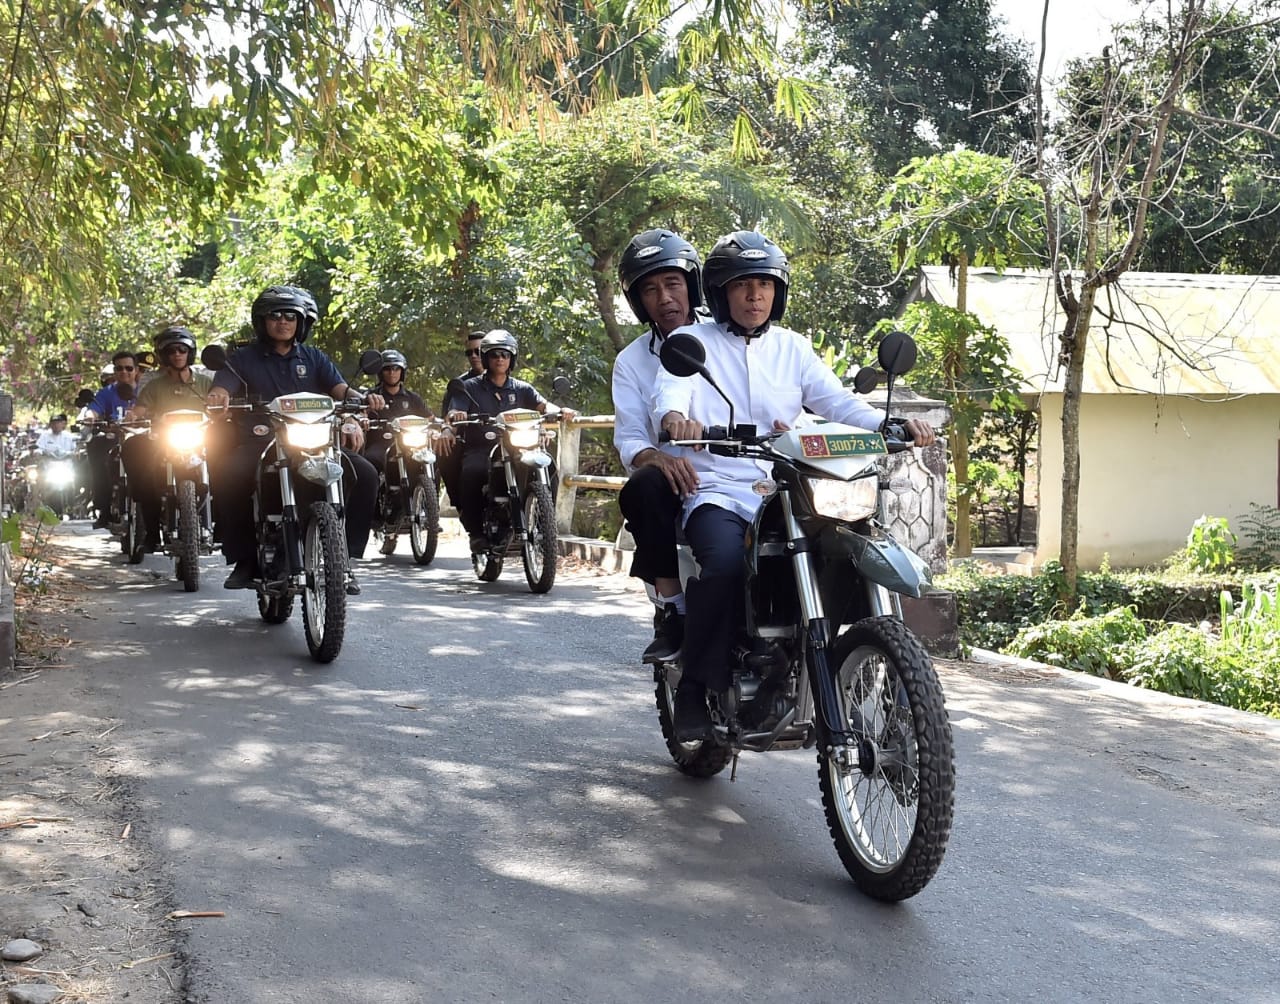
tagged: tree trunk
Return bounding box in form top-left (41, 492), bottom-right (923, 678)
top-left (592, 252), bottom-right (625, 354)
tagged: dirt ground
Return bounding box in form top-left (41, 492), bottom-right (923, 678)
top-left (1, 535), bottom-right (186, 1002)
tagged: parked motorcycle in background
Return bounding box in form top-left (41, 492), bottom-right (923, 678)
top-left (651, 330), bottom-right (955, 902)
top-left (203, 345), bottom-right (361, 663)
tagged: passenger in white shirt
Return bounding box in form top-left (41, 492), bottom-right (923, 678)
top-left (652, 231), bottom-right (936, 740)
top-left (611, 229), bottom-right (702, 663)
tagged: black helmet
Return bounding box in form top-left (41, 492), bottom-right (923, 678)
top-left (702, 231), bottom-right (789, 327)
top-left (251, 285), bottom-right (318, 343)
top-left (617, 229), bottom-right (703, 325)
top-left (479, 329), bottom-right (518, 368)
top-left (379, 349), bottom-right (408, 371)
top-left (153, 325), bottom-right (197, 359)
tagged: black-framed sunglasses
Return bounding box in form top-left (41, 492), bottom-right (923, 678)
top-left (266, 310), bottom-right (300, 322)
top-left (162, 344), bottom-right (191, 354)
top-left (113, 365), bottom-right (136, 372)
top-left (465, 348), bottom-right (482, 357)
top-left (487, 350), bottom-right (513, 359)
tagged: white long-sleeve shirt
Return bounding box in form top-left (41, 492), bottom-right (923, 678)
top-left (611, 330), bottom-right (671, 471)
top-left (36, 430), bottom-right (77, 456)
top-left (652, 320), bottom-right (884, 525)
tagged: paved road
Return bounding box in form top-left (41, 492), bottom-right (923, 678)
top-left (46, 528), bottom-right (1280, 1002)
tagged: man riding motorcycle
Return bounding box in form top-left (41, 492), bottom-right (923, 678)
top-left (205, 285), bottom-right (383, 594)
top-left (362, 349), bottom-right (443, 555)
top-left (653, 231), bottom-right (936, 740)
top-left (121, 326), bottom-right (214, 552)
top-left (444, 329), bottom-right (574, 555)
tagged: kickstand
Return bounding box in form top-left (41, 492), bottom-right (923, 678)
top-left (730, 752), bottom-right (740, 782)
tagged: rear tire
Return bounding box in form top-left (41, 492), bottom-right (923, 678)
top-left (817, 617), bottom-right (954, 902)
top-left (521, 480), bottom-right (557, 593)
top-left (473, 548), bottom-right (503, 581)
top-left (301, 501), bottom-right (347, 663)
top-left (654, 669), bottom-right (731, 778)
top-left (177, 480), bottom-right (199, 592)
top-left (409, 474), bottom-right (439, 566)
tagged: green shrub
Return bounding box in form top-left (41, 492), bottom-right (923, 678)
top-left (1006, 606), bottom-right (1147, 678)
top-left (1236, 503), bottom-right (1280, 570)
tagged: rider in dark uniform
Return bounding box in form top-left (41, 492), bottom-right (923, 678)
top-left (205, 285), bottom-right (383, 593)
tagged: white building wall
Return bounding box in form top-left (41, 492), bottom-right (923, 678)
top-left (1034, 393), bottom-right (1280, 569)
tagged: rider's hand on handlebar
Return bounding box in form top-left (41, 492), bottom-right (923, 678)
top-left (660, 411), bottom-right (705, 450)
top-left (446, 410), bottom-right (468, 424)
top-left (902, 418), bottom-right (936, 448)
top-left (205, 387), bottom-right (230, 414)
top-left (365, 392), bottom-right (386, 412)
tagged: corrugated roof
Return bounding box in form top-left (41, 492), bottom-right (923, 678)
top-left (909, 267), bottom-right (1280, 397)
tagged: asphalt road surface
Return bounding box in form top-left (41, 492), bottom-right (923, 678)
top-left (36, 528), bottom-right (1280, 1002)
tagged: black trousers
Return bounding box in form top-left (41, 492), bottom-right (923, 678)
top-left (437, 444), bottom-right (462, 508)
top-left (617, 464), bottom-right (682, 584)
top-left (84, 434), bottom-right (114, 515)
top-left (209, 437), bottom-right (379, 565)
top-left (120, 433), bottom-right (163, 539)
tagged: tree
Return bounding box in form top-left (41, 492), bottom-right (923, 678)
top-left (880, 150), bottom-right (1044, 555)
top-left (1031, 0), bottom-right (1280, 599)
top-left (872, 301), bottom-right (1026, 554)
top-left (804, 0), bottom-right (1037, 174)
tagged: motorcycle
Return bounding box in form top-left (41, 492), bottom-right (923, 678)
top-left (29, 447), bottom-right (84, 519)
top-left (83, 417), bottom-right (150, 564)
top-left (354, 350), bottom-right (444, 565)
top-left (149, 409), bottom-right (216, 592)
top-left (449, 389), bottom-right (560, 593)
top-left (202, 345), bottom-right (361, 663)
top-left (651, 329), bottom-right (954, 902)
top-left (366, 413), bottom-right (445, 564)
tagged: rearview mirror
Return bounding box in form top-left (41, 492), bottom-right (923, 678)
top-left (851, 367), bottom-right (880, 395)
top-left (358, 349), bottom-right (384, 376)
top-left (201, 345), bottom-right (227, 371)
top-left (551, 375), bottom-right (572, 398)
top-left (876, 330), bottom-right (917, 377)
top-left (658, 332), bottom-right (708, 379)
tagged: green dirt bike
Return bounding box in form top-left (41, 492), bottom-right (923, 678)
top-left (651, 330), bottom-right (955, 902)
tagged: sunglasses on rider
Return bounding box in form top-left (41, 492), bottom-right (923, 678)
top-left (266, 310), bottom-right (300, 322)
top-left (487, 350), bottom-right (513, 359)
top-left (113, 365), bottom-right (135, 372)
top-left (162, 344), bottom-right (191, 354)
top-left (465, 348), bottom-right (482, 357)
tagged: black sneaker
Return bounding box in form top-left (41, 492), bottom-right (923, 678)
top-left (642, 605), bottom-right (684, 663)
top-left (223, 560), bottom-right (258, 590)
top-left (345, 571), bottom-right (362, 596)
top-left (672, 680), bottom-right (712, 742)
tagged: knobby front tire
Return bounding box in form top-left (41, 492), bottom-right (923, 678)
top-left (818, 616), bottom-right (954, 902)
top-left (301, 502), bottom-right (347, 663)
top-left (521, 480), bottom-right (557, 594)
top-left (409, 474), bottom-right (439, 566)
top-left (178, 480), bottom-right (200, 592)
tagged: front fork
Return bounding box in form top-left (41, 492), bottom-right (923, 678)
top-left (778, 493), bottom-right (860, 753)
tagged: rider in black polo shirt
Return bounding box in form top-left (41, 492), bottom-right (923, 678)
top-left (206, 285), bottom-right (384, 593)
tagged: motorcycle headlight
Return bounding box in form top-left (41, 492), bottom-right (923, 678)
top-left (164, 422), bottom-right (205, 451)
top-left (285, 422), bottom-right (332, 449)
top-left (808, 475), bottom-right (878, 522)
top-left (45, 461), bottom-right (74, 487)
top-left (507, 427), bottom-right (540, 449)
top-left (400, 429), bottom-right (429, 449)
top-left (25, 466), bottom-right (38, 482)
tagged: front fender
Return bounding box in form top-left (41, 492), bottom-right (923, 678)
top-left (817, 522), bottom-right (932, 599)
